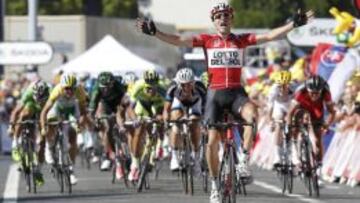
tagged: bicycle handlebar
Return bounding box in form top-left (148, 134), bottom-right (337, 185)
top-left (47, 120), bottom-right (77, 126)
top-left (208, 121), bottom-right (254, 129)
top-left (167, 117), bottom-right (200, 124)
top-left (14, 120), bottom-right (39, 125)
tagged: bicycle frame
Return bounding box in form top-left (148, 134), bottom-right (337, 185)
top-left (292, 122), bottom-right (320, 197)
top-left (213, 112), bottom-right (255, 202)
top-left (48, 120), bottom-right (74, 194)
top-left (275, 121), bottom-right (294, 194)
top-left (137, 118), bottom-right (161, 192)
top-left (17, 120), bottom-right (38, 193)
top-left (168, 117), bottom-right (196, 195)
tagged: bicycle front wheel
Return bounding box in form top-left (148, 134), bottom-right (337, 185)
top-left (181, 168), bottom-right (188, 194)
top-left (64, 167), bottom-right (72, 194)
top-left (137, 153), bottom-right (150, 192)
top-left (300, 142), bottom-right (312, 196)
top-left (219, 146), bottom-right (236, 203)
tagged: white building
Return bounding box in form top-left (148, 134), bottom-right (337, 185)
top-left (4, 16), bottom-right (180, 80)
top-left (138, 0), bottom-right (230, 31)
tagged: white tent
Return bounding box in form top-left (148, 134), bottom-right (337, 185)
top-left (59, 35), bottom-right (165, 77)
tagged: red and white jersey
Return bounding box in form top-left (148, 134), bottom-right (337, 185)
top-left (192, 33), bottom-right (257, 90)
top-left (294, 85), bottom-right (333, 120)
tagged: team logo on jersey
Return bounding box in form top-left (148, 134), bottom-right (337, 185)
top-left (207, 48), bottom-right (244, 68)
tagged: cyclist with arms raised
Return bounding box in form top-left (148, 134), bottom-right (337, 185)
top-left (136, 2), bottom-right (313, 202)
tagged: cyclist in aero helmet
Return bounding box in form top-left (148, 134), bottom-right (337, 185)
top-left (286, 75), bottom-right (336, 186)
top-left (137, 1), bottom-right (313, 202)
top-left (163, 68), bottom-right (206, 172)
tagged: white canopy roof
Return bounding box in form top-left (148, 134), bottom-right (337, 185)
top-left (59, 35), bottom-right (164, 77)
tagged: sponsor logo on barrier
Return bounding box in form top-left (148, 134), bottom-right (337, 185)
top-left (0, 42), bottom-right (53, 65)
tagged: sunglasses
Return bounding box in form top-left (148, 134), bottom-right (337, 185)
top-left (180, 82), bottom-right (193, 88)
top-left (213, 12), bottom-right (231, 20)
top-left (145, 86), bottom-right (155, 92)
top-left (309, 91), bottom-right (321, 96)
top-left (64, 86), bottom-right (74, 92)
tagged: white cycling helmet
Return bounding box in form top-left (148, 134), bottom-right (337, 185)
top-left (210, 2), bottom-right (234, 20)
top-left (176, 68), bottom-right (194, 84)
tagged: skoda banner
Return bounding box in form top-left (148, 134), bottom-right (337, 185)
top-left (287, 18), bottom-right (339, 47)
top-left (0, 42), bottom-right (53, 65)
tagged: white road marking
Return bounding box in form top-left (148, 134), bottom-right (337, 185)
top-left (254, 180), bottom-right (325, 203)
top-left (324, 185), bottom-right (340, 190)
top-left (3, 164), bottom-right (20, 203)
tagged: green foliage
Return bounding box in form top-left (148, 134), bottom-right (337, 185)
top-left (231, 0), bottom-right (358, 28)
top-left (38, 0), bottom-right (82, 15)
top-left (103, 0), bottom-right (138, 18)
top-left (6, 0), bottom-right (138, 18)
top-left (6, 0), bottom-right (27, 15)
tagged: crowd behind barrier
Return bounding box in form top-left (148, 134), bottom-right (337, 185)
top-left (250, 112), bottom-right (360, 187)
top-left (0, 72), bottom-right (36, 153)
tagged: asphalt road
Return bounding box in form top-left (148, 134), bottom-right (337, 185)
top-left (1, 155), bottom-right (359, 203)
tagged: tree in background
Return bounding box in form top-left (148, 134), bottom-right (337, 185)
top-left (6, 0), bottom-right (138, 18)
top-left (231, 0), bottom-right (357, 28)
top-left (5, 0), bottom-right (356, 25)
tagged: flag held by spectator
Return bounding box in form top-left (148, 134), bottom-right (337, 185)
top-left (310, 43), bottom-right (359, 102)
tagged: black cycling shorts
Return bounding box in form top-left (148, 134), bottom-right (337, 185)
top-left (204, 87), bottom-right (249, 125)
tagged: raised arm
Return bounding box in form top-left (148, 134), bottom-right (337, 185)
top-left (256, 9), bottom-right (314, 44)
top-left (136, 18), bottom-right (193, 47)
